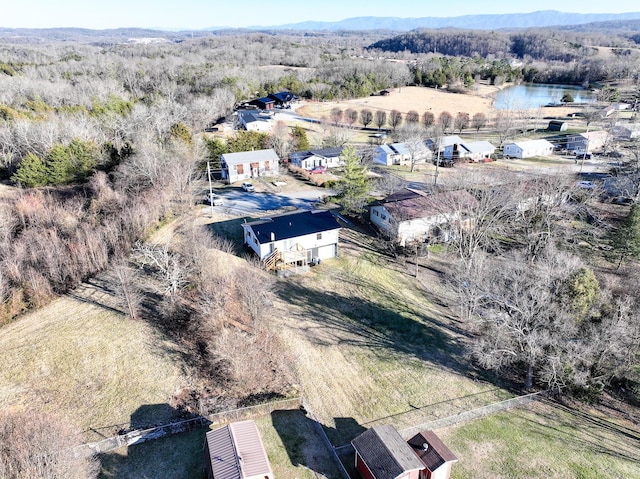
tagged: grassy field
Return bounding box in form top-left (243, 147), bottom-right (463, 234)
top-left (440, 399), bottom-right (640, 479)
top-left (0, 278), bottom-right (190, 442)
top-left (271, 230), bottom-right (514, 447)
top-left (1, 178), bottom-right (638, 478)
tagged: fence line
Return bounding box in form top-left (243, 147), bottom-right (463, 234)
top-left (302, 397), bottom-right (352, 479)
top-left (399, 390), bottom-right (548, 439)
top-left (77, 396), bottom-right (303, 455)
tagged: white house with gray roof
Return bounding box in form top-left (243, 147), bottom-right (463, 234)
top-left (221, 149), bottom-right (280, 184)
top-left (503, 139), bottom-right (554, 158)
top-left (443, 140), bottom-right (495, 162)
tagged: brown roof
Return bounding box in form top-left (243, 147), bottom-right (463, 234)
top-left (408, 430), bottom-right (458, 472)
top-left (382, 189), bottom-right (477, 222)
top-left (206, 420), bottom-right (273, 479)
top-left (352, 425), bottom-right (424, 479)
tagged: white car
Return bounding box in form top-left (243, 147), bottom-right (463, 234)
top-left (576, 181), bottom-right (596, 190)
top-left (241, 182), bottom-right (255, 192)
top-left (205, 192), bottom-right (223, 205)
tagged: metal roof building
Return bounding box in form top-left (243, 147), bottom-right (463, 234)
top-left (205, 420), bottom-right (274, 479)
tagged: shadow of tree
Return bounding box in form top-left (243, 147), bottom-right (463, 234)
top-left (97, 403), bottom-right (208, 479)
top-left (270, 409), bottom-right (351, 479)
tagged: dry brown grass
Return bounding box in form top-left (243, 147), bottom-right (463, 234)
top-left (271, 236), bottom-right (511, 446)
top-left (0, 280), bottom-right (190, 442)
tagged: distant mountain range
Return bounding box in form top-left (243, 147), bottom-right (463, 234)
top-left (251, 10), bottom-right (640, 31)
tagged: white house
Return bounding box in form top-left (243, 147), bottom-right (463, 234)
top-left (566, 130), bottom-right (608, 152)
top-left (503, 139), bottom-right (554, 158)
top-left (290, 147), bottom-right (343, 170)
top-left (237, 109), bottom-right (272, 132)
top-left (426, 135), bottom-right (464, 153)
top-left (373, 142), bottom-right (432, 166)
top-left (242, 210), bottom-right (341, 271)
top-left (221, 149), bottom-right (280, 184)
top-left (601, 103), bottom-right (631, 118)
top-left (370, 188), bottom-right (477, 246)
top-left (443, 140), bottom-right (495, 162)
top-left (612, 123), bottom-right (640, 140)
top-left (374, 143), bottom-right (408, 166)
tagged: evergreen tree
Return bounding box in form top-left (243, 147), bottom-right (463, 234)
top-left (46, 144), bottom-right (74, 185)
top-left (67, 139), bottom-right (98, 181)
top-left (203, 137), bottom-right (228, 168)
top-left (11, 153), bottom-right (48, 187)
top-left (291, 125), bottom-right (310, 151)
top-left (227, 131), bottom-right (268, 153)
top-left (336, 145), bottom-right (370, 216)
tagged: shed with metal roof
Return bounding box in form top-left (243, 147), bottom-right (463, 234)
top-left (204, 420), bottom-right (274, 479)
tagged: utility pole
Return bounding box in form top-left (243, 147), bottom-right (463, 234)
top-left (207, 160), bottom-right (214, 218)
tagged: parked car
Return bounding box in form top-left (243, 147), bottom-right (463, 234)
top-left (573, 150), bottom-right (592, 159)
top-left (204, 192), bottom-right (223, 205)
top-left (241, 182), bottom-right (255, 192)
top-left (309, 166), bottom-right (327, 174)
top-left (576, 181), bottom-right (596, 190)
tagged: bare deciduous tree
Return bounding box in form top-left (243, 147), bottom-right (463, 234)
top-left (374, 110), bottom-right (387, 130)
top-left (360, 109), bottom-right (373, 128)
top-left (0, 409), bottom-right (99, 479)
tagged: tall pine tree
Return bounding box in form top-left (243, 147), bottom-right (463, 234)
top-left (337, 145), bottom-right (369, 216)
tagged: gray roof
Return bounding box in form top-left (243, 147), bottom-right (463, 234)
top-left (292, 147), bottom-right (343, 161)
top-left (221, 149), bottom-right (280, 166)
top-left (351, 425), bottom-right (424, 479)
top-left (458, 141), bottom-right (495, 154)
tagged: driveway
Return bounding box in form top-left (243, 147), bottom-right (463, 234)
top-left (203, 184), bottom-right (337, 216)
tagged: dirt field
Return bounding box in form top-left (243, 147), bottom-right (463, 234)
top-left (295, 85), bottom-right (581, 124)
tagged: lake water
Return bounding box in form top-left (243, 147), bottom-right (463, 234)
top-left (493, 84), bottom-right (595, 110)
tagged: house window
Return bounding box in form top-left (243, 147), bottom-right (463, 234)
top-left (374, 210), bottom-right (379, 216)
top-left (317, 233), bottom-right (322, 240)
top-left (381, 214), bottom-right (386, 221)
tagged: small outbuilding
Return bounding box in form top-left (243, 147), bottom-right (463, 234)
top-left (547, 120), bottom-right (568, 131)
top-left (352, 425), bottom-right (458, 479)
top-left (407, 431), bottom-right (458, 479)
top-left (352, 425), bottom-right (425, 479)
top-left (204, 420), bottom-right (274, 479)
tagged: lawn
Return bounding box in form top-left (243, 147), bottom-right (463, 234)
top-left (0, 277), bottom-right (190, 442)
top-left (272, 230), bottom-right (513, 446)
top-left (439, 399), bottom-right (640, 479)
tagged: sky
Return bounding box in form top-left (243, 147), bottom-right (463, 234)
top-left (3, 0), bottom-right (639, 30)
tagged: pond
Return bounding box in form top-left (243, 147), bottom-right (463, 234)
top-left (493, 83), bottom-right (595, 110)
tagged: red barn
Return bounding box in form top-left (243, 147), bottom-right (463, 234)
top-left (408, 431), bottom-right (458, 479)
top-left (351, 425), bottom-right (424, 479)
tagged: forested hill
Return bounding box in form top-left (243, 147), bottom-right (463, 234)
top-left (273, 10), bottom-right (640, 31)
top-left (368, 27), bottom-right (640, 61)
